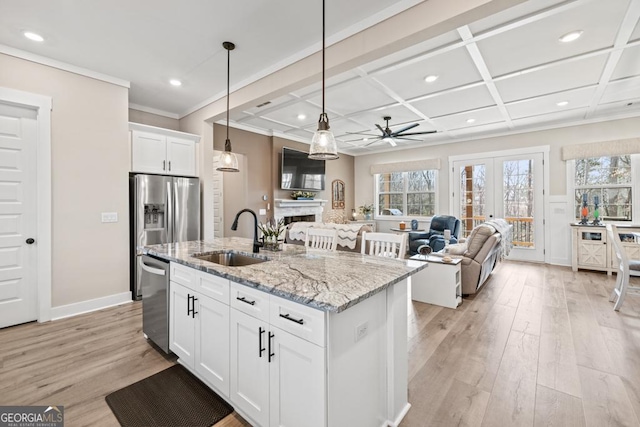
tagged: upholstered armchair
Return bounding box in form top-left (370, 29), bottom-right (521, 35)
top-left (408, 215), bottom-right (461, 255)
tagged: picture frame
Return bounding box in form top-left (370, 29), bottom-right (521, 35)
top-left (332, 179), bottom-right (345, 209)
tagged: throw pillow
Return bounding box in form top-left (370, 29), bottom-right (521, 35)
top-left (447, 243), bottom-right (467, 255)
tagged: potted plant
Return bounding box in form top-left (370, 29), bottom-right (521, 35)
top-left (291, 191), bottom-right (316, 200)
top-left (258, 218), bottom-right (286, 251)
top-left (359, 203), bottom-right (374, 220)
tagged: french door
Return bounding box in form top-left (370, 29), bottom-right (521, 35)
top-left (452, 152), bottom-right (545, 262)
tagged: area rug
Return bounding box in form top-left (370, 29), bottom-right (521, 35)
top-left (105, 364), bottom-right (233, 427)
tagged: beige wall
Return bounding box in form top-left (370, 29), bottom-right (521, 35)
top-left (354, 117), bottom-right (640, 216)
top-left (213, 124), bottom-right (272, 239)
top-left (208, 126), bottom-right (356, 237)
top-left (272, 137), bottom-right (355, 219)
top-left (0, 53), bottom-right (130, 307)
top-left (129, 108), bottom-right (179, 130)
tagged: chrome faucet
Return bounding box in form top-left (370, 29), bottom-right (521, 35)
top-left (231, 209), bottom-right (263, 253)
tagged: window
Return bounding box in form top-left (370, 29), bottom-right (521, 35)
top-left (573, 155), bottom-right (633, 221)
top-left (376, 170), bottom-right (437, 218)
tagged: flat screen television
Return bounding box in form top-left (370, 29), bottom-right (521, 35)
top-left (281, 147), bottom-right (326, 191)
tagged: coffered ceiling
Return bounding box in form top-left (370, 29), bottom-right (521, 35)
top-left (2, 0), bottom-right (640, 156)
top-left (229, 0), bottom-right (640, 155)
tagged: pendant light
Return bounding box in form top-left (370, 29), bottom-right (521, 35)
top-left (217, 41), bottom-right (239, 172)
top-left (309, 0), bottom-right (339, 160)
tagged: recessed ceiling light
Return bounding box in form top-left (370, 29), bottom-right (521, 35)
top-left (559, 30), bottom-right (583, 43)
top-left (297, 113), bottom-right (306, 120)
top-left (556, 101), bottom-right (569, 107)
top-left (466, 118), bottom-right (476, 124)
top-left (424, 75), bottom-right (439, 83)
top-left (363, 138), bottom-right (369, 142)
top-left (23, 31), bottom-right (44, 42)
top-left (169, 79), bottom-right (182, 87)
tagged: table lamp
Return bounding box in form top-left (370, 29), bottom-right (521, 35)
top-left (443, 229), bottom-right (451, 252)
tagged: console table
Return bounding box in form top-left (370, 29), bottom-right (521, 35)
top-left (570, 223), bottom-right (640, 274)
top-left (408, 255), bottom-right (462, 309)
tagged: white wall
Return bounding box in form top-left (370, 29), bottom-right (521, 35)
top-left (0, 53), bottom-right (130, 307)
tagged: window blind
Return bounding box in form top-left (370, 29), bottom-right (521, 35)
top-left (561, 138), bottom-right (640, 160)
top-left (370, 158), bottom-right (440, 175)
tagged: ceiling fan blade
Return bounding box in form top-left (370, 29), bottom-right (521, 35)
top-left (395, 130), bottom-right (438, 136)
top-left (364, 138), bottom-right (383, 147)
top-left (392, 137), bottom-right (425, 142)
top-left (344, 131), bottom-right (383, 137)
top-left (388, 139), bottom-right (397, 147)
top-left (390, 123), bottom-right (419, 136)
top-left (375, 124), bottom-right (386, 134)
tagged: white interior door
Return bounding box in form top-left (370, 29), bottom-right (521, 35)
top-left (0, 102), bottom-right (38, 328)
top-left (453, 152), bottom-right (545, 262)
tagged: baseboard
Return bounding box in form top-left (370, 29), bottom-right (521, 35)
top-left (387, 402), bottom-right (411, 426)
top-left (50, 292), bottom-right (132, 321)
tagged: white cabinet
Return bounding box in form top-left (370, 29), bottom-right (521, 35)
top-left (167, 261), bottom-right (409, 427)
top-left (169, 267), bottom-right (231, 398)
top-left (169, 281), bottom-right (196, 367)
top-left (195, 293), bottom-right (230, 396)
top-left (229, 286), bottom-right (326, 427)
top-left (230, 309), bottom-right (270, 427)
top-left (130, 123), bottom-right (199, 176)
top-left (571, 224), bottom-right (640, 274)
top-left (269, 326), bottom-right (325, 427)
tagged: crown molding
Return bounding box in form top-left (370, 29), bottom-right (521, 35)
top-left (0, 44), bottom-right (130, 88)
top-left (129, 103), bottom-right (180, 119)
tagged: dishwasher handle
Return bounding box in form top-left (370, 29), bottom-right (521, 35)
top-left (140, 259), bottom-right (166, 276)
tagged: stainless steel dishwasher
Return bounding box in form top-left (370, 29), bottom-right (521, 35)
top-left (140, 254), bottom-right (170, 353)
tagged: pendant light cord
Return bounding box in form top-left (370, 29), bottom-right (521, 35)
top-left (322, 0), bottom-right (325, 114)
top-left (226, 44), bottom-right (230, 144)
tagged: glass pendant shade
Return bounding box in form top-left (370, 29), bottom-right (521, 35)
top-left (309, 113), bottom-right (339, 160)
top-left (217, 143), bottom-right (238, 172)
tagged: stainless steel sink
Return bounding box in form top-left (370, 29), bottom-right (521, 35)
top-left (192, 251), bottom-right (268, 267)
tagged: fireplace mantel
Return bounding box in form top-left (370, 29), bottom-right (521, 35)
top-left (275, 199), bottom-right (328, 208)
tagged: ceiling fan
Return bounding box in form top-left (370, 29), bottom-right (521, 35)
top-left (345, 116), bottom-right (437, 147)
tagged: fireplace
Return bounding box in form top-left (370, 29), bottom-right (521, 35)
top-left (283, 214), bottom-right (315, 225)
top-left (274, 199), bottom-right (327, 224)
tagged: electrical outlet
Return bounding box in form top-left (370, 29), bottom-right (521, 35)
top-left (355, 322), bottom-right (368, 342)
top-left (101, 212), bottom-right (118, 223)
top-left (259, 208), bottom-right (267, 215)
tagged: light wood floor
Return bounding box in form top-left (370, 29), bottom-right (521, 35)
top-left (1, 262), bottom-right (639, 426)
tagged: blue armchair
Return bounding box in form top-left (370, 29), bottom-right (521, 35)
top-left (408, 215), bottom-right (461, 255)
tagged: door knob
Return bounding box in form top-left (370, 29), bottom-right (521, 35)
top-left (26, 238), bottom-right (35, 244)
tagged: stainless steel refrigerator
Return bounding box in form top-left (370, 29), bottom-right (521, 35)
top-left (130, 174), bottom-right (200, 300)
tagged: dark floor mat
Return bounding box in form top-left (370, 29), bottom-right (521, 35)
top-left (105, 364), bottom-right (233, 427)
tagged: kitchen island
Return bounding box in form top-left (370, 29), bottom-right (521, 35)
top-left (142, 238), bottom-right (428, 427)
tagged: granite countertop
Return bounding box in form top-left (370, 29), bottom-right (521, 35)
top-left (141, 238), bottom-right (428, 313)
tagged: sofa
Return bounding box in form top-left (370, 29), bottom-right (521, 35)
top-left (284, 222), bottom-right (372, 253)
top-left (447, 222), bottom-right (506, 295)
top-left (408, 215), bottom-right (461, 255)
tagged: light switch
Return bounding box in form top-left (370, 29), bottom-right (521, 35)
top-left (259, 209), bottom-right (267, 215)
top-left (101, 212), bottom-right (118, 223)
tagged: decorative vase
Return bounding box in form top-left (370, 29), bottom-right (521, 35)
top-left (263, 236), bottom-right (282, 251)
top-left (364, 213), bottom-right (372, 221)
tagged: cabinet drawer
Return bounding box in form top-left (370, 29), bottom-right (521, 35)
top-left (270, 294), bottom-right (325, 347)
top-left (198, 273), bottom-right (229, 305)
top-left (230, 282), bottom-right (269, 322)
top-left (171, 262), bottom-right (197, 290)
